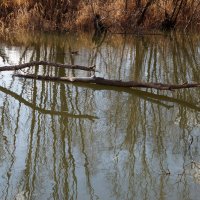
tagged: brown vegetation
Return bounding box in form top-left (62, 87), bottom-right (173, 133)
top-left (0, 0), bottom-right (199, 32)
top-left (0, 0), bottom-right (200, 32)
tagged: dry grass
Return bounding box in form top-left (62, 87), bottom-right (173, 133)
top-left (0, 0), bottom-right (199, 33)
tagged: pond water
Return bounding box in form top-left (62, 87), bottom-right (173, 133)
top-left (0, 31), bottom-right (200, 200)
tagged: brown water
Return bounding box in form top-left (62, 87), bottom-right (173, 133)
top-left (0, 32), bottom-right (200, 200)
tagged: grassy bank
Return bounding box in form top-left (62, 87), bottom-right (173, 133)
top-left (0, 0), bottom-right (199, 32)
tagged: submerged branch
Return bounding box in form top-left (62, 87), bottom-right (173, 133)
top-left (0, 61), bottom-right (96, 72)
top-left (14, 74), bottom-right (200, 91)
top-left (73, 83), bottom-right (200, 111)
top-left (0, 85), bottom-right (98, 120)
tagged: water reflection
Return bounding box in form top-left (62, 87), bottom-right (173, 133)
top-left (0, 32), bottom-right (200, 199)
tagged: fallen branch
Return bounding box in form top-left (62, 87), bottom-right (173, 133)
top-left (14, 74), bottom-right (200, 90)
top-left (0, 61), bottom-right (95, 72)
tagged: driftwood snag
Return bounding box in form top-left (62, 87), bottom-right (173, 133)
top-left (13, 74), bottom-right (200, 91)
top-left (1, 61), bottom-right (200, 91)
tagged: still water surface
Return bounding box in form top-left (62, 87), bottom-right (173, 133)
top-left (0, 32), bottom-right (200, 200)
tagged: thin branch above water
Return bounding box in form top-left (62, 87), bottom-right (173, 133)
top-left (0, 61), bottom-right (96, 72)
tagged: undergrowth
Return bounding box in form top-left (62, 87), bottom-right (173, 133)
top-left (0, 0), bottom-right (199, 33)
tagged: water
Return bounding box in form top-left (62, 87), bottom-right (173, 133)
top-left (0, 32), bottom-right (200, 200)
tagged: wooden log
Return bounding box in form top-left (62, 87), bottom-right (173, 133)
top-left (0, 61), bottom-right (95, 72)
top-left (14, 74), bottom-right (200, 91)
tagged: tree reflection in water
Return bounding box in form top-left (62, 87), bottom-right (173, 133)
top-left (0, 32), bottom-right (200, 200)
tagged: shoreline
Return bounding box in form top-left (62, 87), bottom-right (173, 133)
top-left (0, 1), bottom-right (200, 33)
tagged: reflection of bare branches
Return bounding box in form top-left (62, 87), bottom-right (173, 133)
top-left (160, 161), bottom-right (171, 176)
top-left (0, 47), bottom-right (9, 63)
top-left (188, 135), bottom-right (194, 152)
top-left (92, 30), bottom-right (107, 48)
top-left (0, 86), bottom-right (98, 120)
top-left (69, 83), bottom-right (200, 112)
top-left (0, 71), bottom-right (22, 200)
top-left (79, 119), bottom-right (99, 200)
top-left (19, 46), bottom-right (31, 63)
top-left (176, 161), bottom-right (200, 184)
top-left (135, 90), bottom-right (200, 111)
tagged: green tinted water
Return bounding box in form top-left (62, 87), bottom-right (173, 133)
top-left (0, 32), bottom-right (200, 200)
